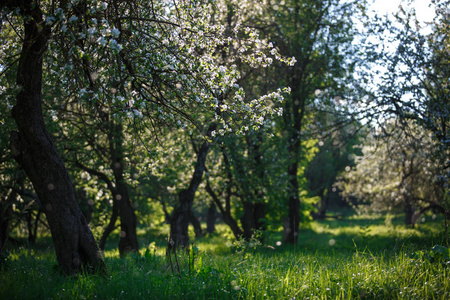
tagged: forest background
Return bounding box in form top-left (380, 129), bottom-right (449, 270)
top-left (0, 0), bottom-right (449, 298)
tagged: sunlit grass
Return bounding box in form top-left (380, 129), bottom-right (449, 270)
top-left (1, 212), bottom-right (449, 299)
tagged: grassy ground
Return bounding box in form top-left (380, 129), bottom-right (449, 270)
top-left (1, 212), bottom-right (449, 299)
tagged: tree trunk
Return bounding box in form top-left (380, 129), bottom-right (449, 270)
top-left (284, 161), bottom-right (301, 244)
top-left (189, 211), bottom-right (203, 238)
top-left (254, 202), bottom-right (266, 232)
top-left (241, 132), bottom-right (266, 240)
top-left (0, 190), bottom-right (14, 253)
top-left (32, 210), bottom-right (42, 245)
top-left (315, 190), bottom-right (329, 220)
top-left (168, 124), bottom-right (215, 251)
top-left (283, 79), bottom-right (304, 244)
top-left (405, 201), bottom-right (415, 227)
top-left (169, 189), bottom-right (193, 251)
top-left (7, 1), bottom-right (105, 274)
top-left (205, 180), bottom-right (243, 239)
top-left (109, 123), bottom-right (139, 256)
top-left (241, 202), bottom-right (256, 240)
top-left (99, 199), bottom-right (119, 251)
top-left (206, 202), bottom-right (216, 234)
top-left (240, 201), bottom-right (266, 240)
top-left (26, 210), bottom-right (37, 245)
top-left (76, 188), bottom-right (94, 224)
top-left (113, 162), bottom-right (139, 256)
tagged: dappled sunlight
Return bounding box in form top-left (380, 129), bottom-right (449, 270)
top-left (1, 0), bottom-right (448, 297)
top-left (1, 212), bottom-right (449, 299)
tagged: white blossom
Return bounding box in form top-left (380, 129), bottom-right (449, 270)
top-left (45, 16), bottom-right (55, 25)
top-left (68, 15), bottom-right (78, 23)
top-left (289, 57), bottom-right (297, 66)
top-left (111, 28), bottom-right (120, 38)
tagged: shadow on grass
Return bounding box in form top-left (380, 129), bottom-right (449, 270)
top-left (3, 212), bottom-right (447, 260)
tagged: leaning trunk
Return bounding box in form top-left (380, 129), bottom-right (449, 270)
top-left (168, 124), bottom-right (215, 251)
top-left (189, 211), bottom-right (203, 238)
top-left (205, 180), bottom-right (243, 240)
top-left (8, 2), bottom-right (105, 274)
top-left (99, 199), bottom-right (119, 251)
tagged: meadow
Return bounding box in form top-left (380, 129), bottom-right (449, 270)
top-left (1, 211), bottom-right (449, 299)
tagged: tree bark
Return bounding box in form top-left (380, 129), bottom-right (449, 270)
top-left (240, 202), bottom-right (253, 239)
top-left (240, 132), bottom-right (266, 240)
top-left (115, 179), bottom-right (139, 256)
top-left (7, 1), bottom-right (105, 274)
top-left (76, 148), bottom-right (139, 256)
top-left (109, 123), bottom-right (139, 255)
top-left (405, 201), bottom-right (415, 227)
top-left (168, 124), bottom-right (215, 251)
top-left (206, 202), bottom-right (216, 234)
top-left (283, 79), bottom-right (304, 244)
top-left (76, 188), bottom-right (94, 224)
top-left (284, 162), bottom-right (301, 244)
top-left (315, 190), bottom-right (329, 220)
top-left (189, 211), bottom-right (203, 238)
top-left (99, 199), bottom-right (119, 251)
top-left (240, 201), bottom-right (265, 240)
top-left (0, 189), bottom-right (15, 253)
top-left (205, 179), bottom-right (243, 240)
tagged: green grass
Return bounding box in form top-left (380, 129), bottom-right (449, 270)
top-left (1, 213), bottom-right (449, 299)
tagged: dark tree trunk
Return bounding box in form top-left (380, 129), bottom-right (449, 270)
top-left (168, 124), bottom-right (215, 251)
top-left (206, 202), bottom-right (216, 234)
top-left (254, 202), bottom-right (266, 232)
top-left (7, 0), bottom-right (105, 274)
top-left (25, 209), bottom-right (42, 246)
top-left (315, 190), bottom-right (329, 220)
top-left (240, 202), bottom-right (265, 240)
top-left (169, 189), bottom-right (193, 251)
top-left (76, 188), bottom-right (94, 224)
top-left (283, 79), bottom-right (304, 244)
top-left (205, 180), bottom-right (243, 240)
top-left (240, 202), bottom-right (254, 239)
top-left (99, 199), bottom-right (119, 251)
top-left (26, 210), bottom-right (37, 245)
top-left (189, 211), bottom-right (203, 238)
top-left (32, 210), bottom-right (42, 244)
top-left (107, 122), bottom-right (139, 256)
top-left (240, 132), bottom-right (266, 240)
top-left (204, 146), bottom-right (245, 240)
top-left (284, 161), bottom-right (301, 244)
top-left (111, 155), bottom-right (139, 256)
top-left (0, 190), bottom-right (15, 253)
top-left (76, 145), bottom-right (138, 256)
top-left (160, 197), bottom-right (172, 224)
top-left (405, 201), bottom-right (415, 227)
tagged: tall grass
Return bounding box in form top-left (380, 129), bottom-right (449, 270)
top-left (1, 213), bottom-right (448, 299)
